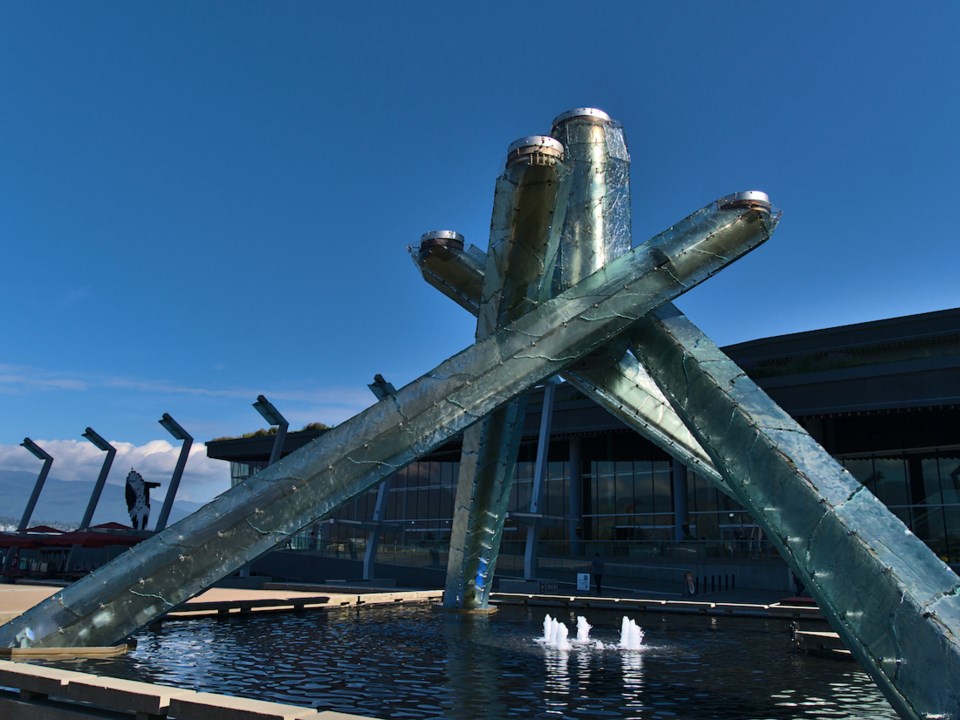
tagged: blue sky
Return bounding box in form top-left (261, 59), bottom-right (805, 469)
top-left (2, 2), bottom-right (958, 504)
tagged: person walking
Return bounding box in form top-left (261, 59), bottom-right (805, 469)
top-left (591, 553), bottom-right (605, 595)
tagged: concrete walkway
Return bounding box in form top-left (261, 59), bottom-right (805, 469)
top-left (0, 582), bottom-right (441, 627)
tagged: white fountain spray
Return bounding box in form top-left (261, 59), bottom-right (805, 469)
top-left (541, 614), bottom-right (572, 651)
top-left (619, 616), bottom-right (645, 650)
top-left (575, 616), bottom-right (592, 644)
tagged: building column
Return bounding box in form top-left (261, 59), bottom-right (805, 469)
top-left (568, 436), bottom-right (583, 556)
top-left (672, 459), bottom-right (689, 543)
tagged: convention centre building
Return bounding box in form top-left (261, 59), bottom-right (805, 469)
top-left (206, 308), bottom-right (960, 591)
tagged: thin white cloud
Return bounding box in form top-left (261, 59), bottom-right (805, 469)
top-left (0, 438), bottom-right (230, 504)
top-left (0, 363), bottom-right (370, 409)
top-left (0, 365), bottom-right (88, 393)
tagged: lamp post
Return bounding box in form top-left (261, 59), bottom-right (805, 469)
top-left (17, 438), bottom-right (54, 532)
top-left (241, 396), bottom-right (288, 578)
top-left (253, 395), bottom-right (288, 467)
top-left (2, 439), bottom-right (55, 572)
top-left (78, 427), bottom-right (116, 530)
top-left (155, 413), bottom-right (193, 532)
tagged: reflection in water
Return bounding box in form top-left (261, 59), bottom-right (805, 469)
top-left (39, 604), bottom-right (896, 720)
top-left (441, 612), bottom-right (507, 720)
top-left (621, 649), bottom-right (645, 719)
top-left (542, 648), bottom-right (570, 717)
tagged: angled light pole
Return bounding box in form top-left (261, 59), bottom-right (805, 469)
top-left (2, 439), bottom-right (55, 572)
top-left (253, 395), bottom-right (288, 467)
top-left (16, 439), bottom-right (54, 532)
top-left (155, 413), bottom-right (193, 532)
top-left (78, 427), bottom-right (116, 530)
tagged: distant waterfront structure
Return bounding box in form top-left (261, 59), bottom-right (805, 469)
top-left (207, 307), bottom-right (960, 586)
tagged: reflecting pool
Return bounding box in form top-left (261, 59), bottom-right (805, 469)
top-left (42, 604), bottom-right (896, 719)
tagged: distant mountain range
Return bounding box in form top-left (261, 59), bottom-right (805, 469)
top-left (0, 469), bottom-right (207, 531)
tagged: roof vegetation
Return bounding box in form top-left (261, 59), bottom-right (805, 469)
top-left (210, 421), bottom-right (331, 443)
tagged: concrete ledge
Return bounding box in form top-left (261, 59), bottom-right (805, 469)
top-left (0, 660), bottom-right (385, 720)
top-left (498, 579), bottom-right (541, 593)
top-left (61, 674), bottom-right (195, 715)
top-left (0, 660), bottom-right (90, 698)
top-left (0, 692), bottom-right (118, 719)
top-left (169, 692), bottom-right (323, 720)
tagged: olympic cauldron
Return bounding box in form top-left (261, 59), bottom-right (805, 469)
top-left (2, 109), bottom-right (957, 720)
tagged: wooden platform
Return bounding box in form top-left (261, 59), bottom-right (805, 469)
top-left (0, 584), bottom-right (446, 719)
top-left (0, 658), bottom-right (379, 719)
top-left (793, 629), bottom-right (853, 660)
top-left (0, 643), bottom-right (130, 660)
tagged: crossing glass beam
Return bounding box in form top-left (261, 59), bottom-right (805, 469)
top-left (629, 305), bottom-right (960, 720)
top-left (0, 189), bottom-right (773, 650)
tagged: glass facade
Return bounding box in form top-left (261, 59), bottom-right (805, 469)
top-left (286, 443), bottom-right (960, 570)
top-left (842, 451), bottom-right (960, 565)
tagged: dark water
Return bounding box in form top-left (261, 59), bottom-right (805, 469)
top-left (43, 604), bottom-right (896, 720)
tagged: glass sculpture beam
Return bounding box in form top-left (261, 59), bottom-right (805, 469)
top-left (0, 195), bottom-right (772, 649)
top-left (412, 110), bottom-right (727, 497)
top-left (630, 305), bottom-right (960, 720)
top-left (413, 233), bottom-right (728, 495)
top-left (444, 135), bottom-right (566, 610)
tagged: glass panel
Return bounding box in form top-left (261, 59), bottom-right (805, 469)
top-left (939, 457), bottom-right (960, 504)
top-left (874, 458), bottom-right (909, 506)
top-left (911, 505), bottom-right (945, 548)
top-left (843, 458), bottom-right (874, 492)
top-left (920, 459), bottom-right (945, 505)
top-left (427, 482), bottom-right (440, 520)
top-left (616, 462), bottom-right (635, 513)
top-left (515, 477), bottom-right (532, 511)
top-left (693, 472), bottom-right (719, 513)
top-left (595, 516), bottom-right (614, 543)
top-left (635, 461), bottom-right (655, 514)
top-left (438, 484), bottom-right (453, 520)
top-left (386, 486), bottom-right (399, 521)
top-left (944, 507), bottom-right (960, 564)
top-left (546, 475), bottom-right (564, 518)
top-left (891, 506), bottom-right (912, 529)
top-left (652, 463), bottom-right (672, 515)
top-left (691, 511), bottom-right (719, 543)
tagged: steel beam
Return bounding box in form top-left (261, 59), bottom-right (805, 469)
top-left (523, 379), bottom-right (557, 580)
